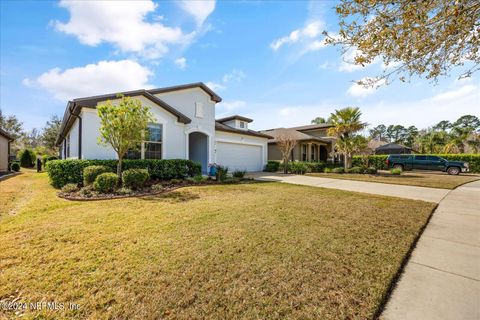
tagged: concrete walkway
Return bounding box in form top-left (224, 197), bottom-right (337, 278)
top-left (382, 179), bottom-right (480, 320)
top-left (248, 172), bottom-right (449, 203)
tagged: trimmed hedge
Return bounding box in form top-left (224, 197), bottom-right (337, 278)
top-left (93, 173), bottom-right (118, 193)
top-left (83, 165), bottom-right (112, 185)
top-left (10, 162), bottom-right (20, 172)
top-left (46, 159), bottom-right (202, 188)
top-left (352, 154), bottom-right (480, 173)
top-left (122, 169), bottom-right (149, 189)
top-left (280, 161), bottom-right (326, 174)
top-left (264, 160), bottom-right (280, 172)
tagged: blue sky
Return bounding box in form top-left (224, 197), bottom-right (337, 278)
top-left (1, 0), bottom-right (478, 132)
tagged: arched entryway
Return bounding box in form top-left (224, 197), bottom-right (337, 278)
top-left (188, 132), bottom-right (208, 174)
top-left (320, 145), bottom-right (328, 161)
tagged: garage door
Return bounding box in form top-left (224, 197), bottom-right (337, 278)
top-left (216, 142), bottom-right (263, 172)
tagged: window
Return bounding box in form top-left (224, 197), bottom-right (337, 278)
top-left (125, 148), bottom-right (141, 159)
top-left (302, 144), bottom-right (307, 161)
top-left (428, 156), bottom-right (440, 161)
top-left (415, 155), bottom-right (427, 160)
top-left (144, 123), bottom-right (162, 159)
top-left (240, 121), bottom-right (245, 128)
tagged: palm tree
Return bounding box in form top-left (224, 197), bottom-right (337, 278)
top-left (327, 107), bottom-right (367, 169)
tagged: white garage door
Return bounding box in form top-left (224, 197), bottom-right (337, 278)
top-left (216, 142), bottom-right (263, 172)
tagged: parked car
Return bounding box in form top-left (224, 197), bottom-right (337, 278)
top-left (386, 155), bottom-right (469, 175)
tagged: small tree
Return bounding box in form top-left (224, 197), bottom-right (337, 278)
top-left (19, 149), bottom-right (36, 168)
top-left (276, 130), bottom-right (298, 174)
top-left (97, 95), bottom-right (154, 179)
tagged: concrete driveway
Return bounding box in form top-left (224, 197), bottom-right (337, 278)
top-left (382, 179), bottom-right (480, 320)
top-left (248, 172), bottom-right (449, 203)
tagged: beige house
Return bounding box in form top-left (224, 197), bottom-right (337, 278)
top-left (0, 128), bottom-right (13, 172)
top-left (261, 124), bottom-right (336, 162)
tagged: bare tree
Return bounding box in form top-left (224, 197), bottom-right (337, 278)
top-left (276, 132), bottom-right (297, 174)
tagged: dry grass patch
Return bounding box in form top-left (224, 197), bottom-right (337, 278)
top-left (0, 172), bottom-right (435, 319)
top-left (308, 172), bottom-right (479, 189)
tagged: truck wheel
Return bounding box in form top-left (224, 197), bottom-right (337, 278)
top-left (393, 164), bottom-right (403, 171)
top-left (447, 167), bottom-right (460, 175)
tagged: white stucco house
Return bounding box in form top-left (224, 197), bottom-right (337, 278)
top-left (55, 83), bottom-right (271, 173)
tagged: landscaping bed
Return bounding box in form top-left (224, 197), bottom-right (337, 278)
top-left (58, 177), bottom-right (253, 201)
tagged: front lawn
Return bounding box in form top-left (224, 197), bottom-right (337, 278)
top-left (0, 171), bottom-right (435, 319)
top-left (307, 171), bottom-right (480, 189)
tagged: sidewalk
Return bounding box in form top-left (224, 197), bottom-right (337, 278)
top-left (248, 172), bottom-right (449, 203)
top-left (382, 180), bottom-right (480, 320)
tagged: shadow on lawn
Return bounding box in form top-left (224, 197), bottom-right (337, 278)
top-left (141, 189), bottom-right (200, 203)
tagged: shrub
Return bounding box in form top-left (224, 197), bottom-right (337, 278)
top-left (347, 166), bottom-right (364, 174)
top-left (170, 178), bottom-right (183, 185)
top-left (305, 162), bottom-right (326, 173)
top-left (332, 167), bottom-right (345, 173)
top-left (116, 187), bottom-right (133, 195)
top-left (93, 173), bottom-right (118, 193)
top-left (151, 184), bottom-right (165, 192)
top-left (10, 162), bottom-right (20, 172)
top-left (19, 149), bottom-right (36, 168)
top-left (192, 175), bottom-right (208, 183)
top-left (83, 165), bottom-right (112, 186)
top-left (46, 159), bottom-right (202, 188)
top-left (42, 155), bottom-right (58, 166)
top-left (324, 167), bottom-right (332, 173)
top-left (390, 168), bottom-right (402, 175)
top-left (80, 185), bottom-right (94, 197)
top-left (122, 169), bottom-right (150, 189)
top-left (352, 155), bottom-right (388, 170)
top-left (232, 170), bottom-right (246, 178)
top-left (264, 160), bottom-right (280, 172)
top-left (365, 167), bottom-right (377, 174)
top-left (289, 162), bottom-right (310, 174)
top-left (216, 165), bottom-right (229, 182)
top-left (61, 183), bottom-right (79, 193)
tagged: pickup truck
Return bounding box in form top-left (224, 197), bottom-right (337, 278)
top-left (386, 155), bottom-right (469, 175)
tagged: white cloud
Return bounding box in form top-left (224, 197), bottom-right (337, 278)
top-left (347, 78), bottom-right (386, 97)
top-left (24, 60), bottom-right (152, 100)
top-left (222, 69), bottom-right (246, 83)
top-left (205, 81), bottom-right (225, 92)
top-left (270, 20), bottom-right (323, 51)
top-left (430, 84), bottom-right (477, 102)
top-left (174, 57), bottom-right (187, 70)
top-left (216, 100), bottom-right (246, 115)
top-left (54, 0), bottom-right (195, 59)
top-left (178, 0), bottom-right (215, 26)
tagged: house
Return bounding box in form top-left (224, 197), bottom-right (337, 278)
top-left (261, 124), bottom-right (336, 162)
top-left (0, 127), bottom-right (13, 171)
top-left (375, 142), bottom-right (413, 155)
top-left (55, 83), bottom-right (271, 173)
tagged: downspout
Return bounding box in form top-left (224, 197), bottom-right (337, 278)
top-left (71, 112), bottom-right (82, 159)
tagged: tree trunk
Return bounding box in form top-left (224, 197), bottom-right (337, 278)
top-left (283, 157), bottom-right (288, 174)
top-left (117, 156), bottom-right (123, 186)
top-left (344, 153), bottom-right (351, 170)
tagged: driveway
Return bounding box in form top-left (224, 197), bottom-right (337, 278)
top-left (382, 179), bottom-right (480, 320)
top-left (248, 172), bottom-right (449, 203)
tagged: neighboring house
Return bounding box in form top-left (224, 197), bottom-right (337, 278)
top-left (55, 83), bottom-right (271, 173)
top-left (261, 124), bottom-right (336, 162)
top-left (0, 127), bottom-right (13, 171)
top-left (375, 142), bottom-right (413, 155)
top-left (367, 139), bottom-right (388, 154)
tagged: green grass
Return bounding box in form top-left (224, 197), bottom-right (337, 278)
top-left (307, 171), bottom-right (480, 189)
top-left (0, 171), bottom-right (435, 319)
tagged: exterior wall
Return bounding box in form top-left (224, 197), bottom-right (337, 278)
top-left (79, 95), bottom-right (187, 160)
top-left (222, 119), bottom-right (248, 130)
top-left (0, 135), bottom-right (9, 171)
top-left (215, 130), bottom-right (268, 169)
top-left (68, 117), bottom-right (79, 159)
top-left (154, 88), bottom-right (216, 164)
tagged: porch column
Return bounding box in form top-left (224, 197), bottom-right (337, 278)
top-left (317, 143), bottom-right (321, 162)
top-left (307, 143), bottom-right (311, 162)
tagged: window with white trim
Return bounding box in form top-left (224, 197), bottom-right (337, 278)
top-left (240, 121), bottom-right (245, 128)
top-left (144, 123), bottom-right (162, 159)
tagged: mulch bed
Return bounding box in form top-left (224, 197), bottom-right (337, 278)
top-left (58, 179), bottom-right (256, 201)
